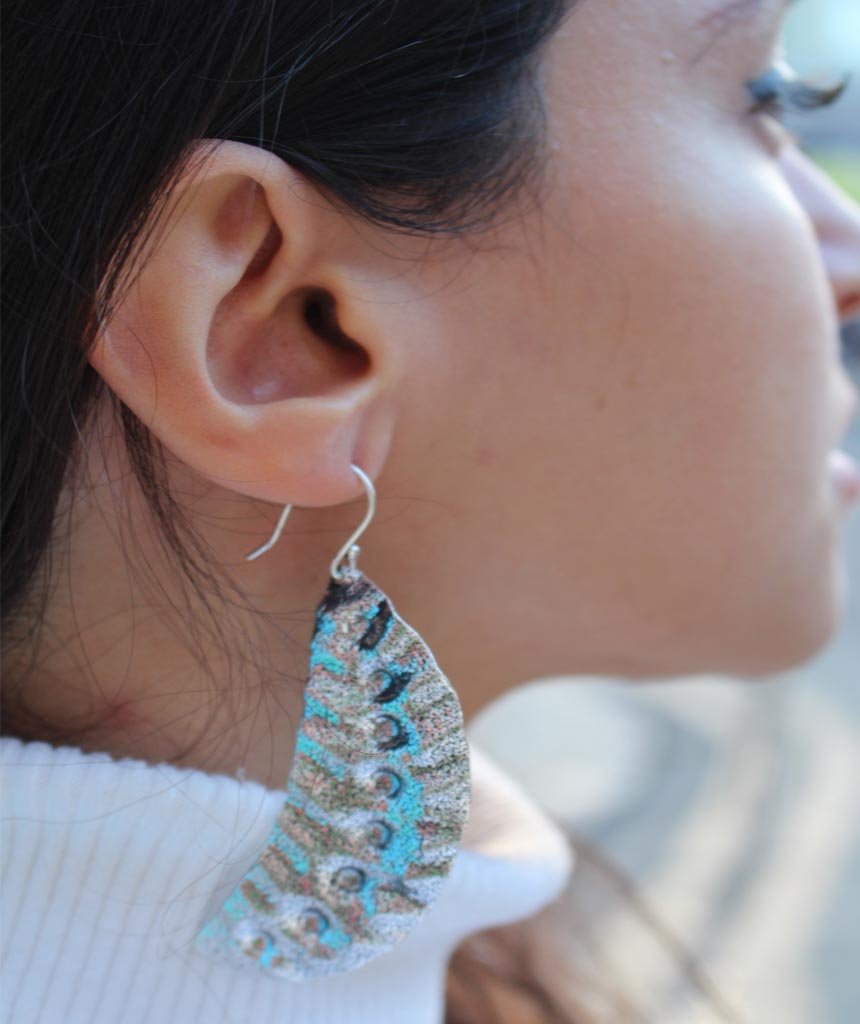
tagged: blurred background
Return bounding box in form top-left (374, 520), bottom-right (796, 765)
top-left (467, 1), bottom-right (860, 1020)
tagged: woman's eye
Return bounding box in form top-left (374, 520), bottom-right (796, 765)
top-left (745, 58), bottom-right (848, 126)
top-left (743, 58), bottom-right (848, 153)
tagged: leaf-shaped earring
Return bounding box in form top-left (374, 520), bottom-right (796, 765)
top-left (193, 464), bottom-right (471, 979)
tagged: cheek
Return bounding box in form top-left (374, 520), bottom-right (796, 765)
top-left (546, 147), bottom-right (843, 668)
top-left (660, 200), bottom-right (837, 650)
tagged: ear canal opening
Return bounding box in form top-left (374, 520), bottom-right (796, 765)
top-left (302, 288), bottom-right (366, 359)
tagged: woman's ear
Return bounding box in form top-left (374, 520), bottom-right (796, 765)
top-left (88, 139), bottom-right (408, 508)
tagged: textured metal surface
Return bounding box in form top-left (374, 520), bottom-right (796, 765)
top-left (194, 569), bottom-right (471, 979)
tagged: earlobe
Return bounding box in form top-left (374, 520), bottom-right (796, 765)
top-left (88, 139), bottom-right (400, 509)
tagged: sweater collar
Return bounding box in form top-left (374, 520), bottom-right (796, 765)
top-left (0, 733), bottom-right (573, 1019)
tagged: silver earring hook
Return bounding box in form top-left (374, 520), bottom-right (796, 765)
top-left (244, 464), bottom-right (376, 582)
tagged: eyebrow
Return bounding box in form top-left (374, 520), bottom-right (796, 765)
top-left (694, 0), bottom-right (766, 34)
top-left (689, 0), bottom-right (788, 65)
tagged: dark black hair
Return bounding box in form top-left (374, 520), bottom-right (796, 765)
top-left (1, 0), bottom-right (572, 629)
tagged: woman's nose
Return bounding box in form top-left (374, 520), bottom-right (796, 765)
top-left (779, 145), bottom-right (860, 325)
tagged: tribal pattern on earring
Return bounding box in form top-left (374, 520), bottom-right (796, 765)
top-left (193, 464), bottom-right (471, 979)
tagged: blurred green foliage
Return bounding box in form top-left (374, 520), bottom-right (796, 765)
top-left (810, 149), bottom-right (860, 202)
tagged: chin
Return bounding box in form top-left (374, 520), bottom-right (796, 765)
top-left (650, 556), bottom-right (850, 683)
top-left (734, 564), bottom-right (848, 679)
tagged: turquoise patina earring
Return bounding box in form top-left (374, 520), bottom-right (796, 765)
top-left (193, 464), bottom-right (471, 979)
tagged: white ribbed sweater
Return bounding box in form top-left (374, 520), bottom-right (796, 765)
top-left (0, 736), bottom-right (573, 1024)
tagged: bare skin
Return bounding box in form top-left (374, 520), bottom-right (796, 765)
top-left (4, 0), bottom-right (860, 791)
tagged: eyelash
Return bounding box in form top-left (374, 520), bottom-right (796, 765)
top-left (745, 60), bottom-right (849, 124)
